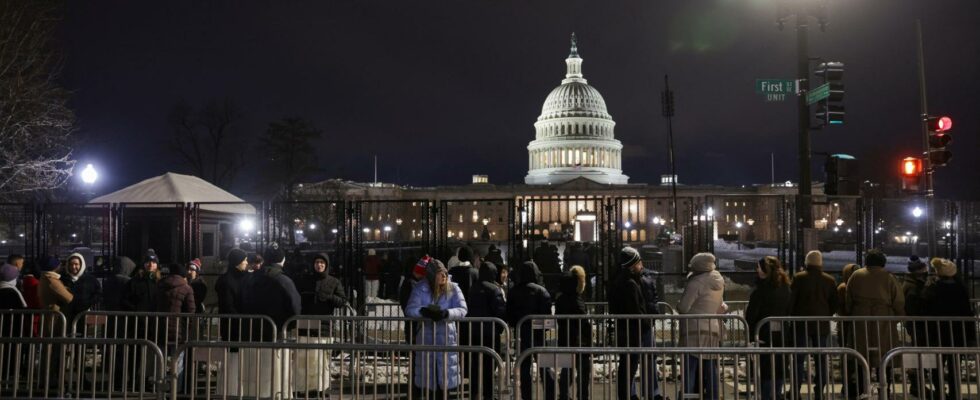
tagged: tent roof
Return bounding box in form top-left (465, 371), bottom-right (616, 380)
top-left (90, 172), bottom-right (255, 214)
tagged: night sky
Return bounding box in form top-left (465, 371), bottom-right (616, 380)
top-left (62, 1), bottom-right (980, 199)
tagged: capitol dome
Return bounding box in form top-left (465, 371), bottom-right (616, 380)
top-left (525, 33), bottom-right (628, 185)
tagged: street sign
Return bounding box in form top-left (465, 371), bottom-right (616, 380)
top-left (756, 79), bottom-right (796, 102)
top-left (807, 83), bottom-right (830, 105)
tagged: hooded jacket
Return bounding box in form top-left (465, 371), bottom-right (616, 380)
top-left (215, 265), bottom-right (248, 341)
top-left (449, 261), bottom-right (480, 299)
top-left (678, 263), bottom-right (726, 348)
top-left (102, 256), bottom-right (136, 311)
top-left (506, 261), bottom-right (552, 329)
top-left (60, 253), bottom-right (102, 323)
top-left (555, 266), bottom-right (590, 347)
top-left (404, 272), bottom-right (468, 389)
top-left (240, 264), bottom-right (302, 333)
top-left (922, 277), bottom-right (976, 347)
top-left (123, 263), bottom-right (160, 312)
top-left (308, 257), bottom-right (347, 316)
top-left (467, 263), bottom-right (507, 348)
top-left (609, 265), bottom-right (650, 346)
top-left (157, 273), bottom-right (196, 342)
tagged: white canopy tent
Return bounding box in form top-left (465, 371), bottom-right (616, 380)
top-left (90, 172), bottom-right (255, 215)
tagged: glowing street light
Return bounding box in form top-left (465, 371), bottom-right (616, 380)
top-left (331, 228), bottom-right (338, 234)
top-left (80, 164), bottom-right (99, 185)
top-left (835, 218), bottom-right (844, 227)
top-left (735, 221), bottom-right (743, 229)
top-left (308, 223), bottom-right (317, 230)
top-left (912, 207), bottom-right (923, 218)
top-left (706, 207), bottom-right (715, 218)
top-left (238, 218), bottom-right (255, 232)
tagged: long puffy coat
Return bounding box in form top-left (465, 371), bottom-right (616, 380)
top-left (608, 268), bottom-right (648, 346)
top-left (404, 279), bottom-right (468, 389)
top-left (466, 263), bottom-right (507, 349)
top-left (844, 266), bottom-right (904, 363)
top-left (677, 269), bottom-right (725, 348)
top-left (157, 274), bottom-right (196, 342)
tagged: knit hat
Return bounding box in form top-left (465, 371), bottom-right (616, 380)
top-left (414, 255), bottom-right (431, 277)
top-left (931, 258), bottom-right (957, 278)
top-left (0, 264), bottom-right (18, 282)
top-left (805, 251), bottom-right (823, 268)
top-left (425, 258), bottom-right (448, 284)
top-left (40, 255), bottom-right (60, 272)
top-left (144, 248), bottom-right (159, 265)
top-left (187, 258), bottom-right (202, 273)
top-left (865, 249), bottom-right (887, 267)
top-left (263, 243), bottom-right (286, 266)
top-left (457, 246), bottom-right (474, 264)
top-left (907, 255), bottom-right (927, 273)
top-left (226, 248), bottom-right (248, 268)
top-left (619, 246), bottom-right (641, 269)
top-left (688, 252), bottom-right (717, 273)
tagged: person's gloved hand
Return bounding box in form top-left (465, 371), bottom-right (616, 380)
top-left (435, 309), bottom-right (449, 321)
top-left (419, 307), bottom-right (435, 319)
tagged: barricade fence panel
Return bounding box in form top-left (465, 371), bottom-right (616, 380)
top-left (181, 341), bottom-right (503, 400)
top-left (0, 337), bottom-right (166, 400)
top-left (514, 347), bottom-right (871, 400)
top-left (881, 347), bottom-right (980, 400)
top-left (1, 309), bottom-right (68, 338)
top-left (515, 314), bottom-right (751, 354)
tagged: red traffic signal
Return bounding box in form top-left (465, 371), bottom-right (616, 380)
top-left (901, 157), bottom-right (923, 177)
top-left (927, 116), bottom-right (953, 132)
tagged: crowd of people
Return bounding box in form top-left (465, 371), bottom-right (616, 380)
top-left (0, 243), bottom-right (974, 400)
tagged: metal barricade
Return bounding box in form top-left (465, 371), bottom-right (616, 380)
top-left (181, 341), bottom-right (504, 400)
top-left (515, 314), bottom-right (751, 353)
top-left (1, 309), bottom-right (68, 337)
top-left (725, 300), bottom-right (749, 317)
top-left (514, 347), bottom-right (871, 400)
top-left (365, 301), bottom-right (404, 317)
top-left (0, 337), bottom-right (166, 400)
top-left (584, 301), bottom-right (677, 315)
top-left (70, 311), bottom-right (277, 395)
top-left (881, 347), bottom-right (980, 400)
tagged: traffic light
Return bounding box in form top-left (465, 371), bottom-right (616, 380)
top-left (901, 157), bottom-right (923, 192)
top-left (926, 115), bottom-right (953, 166)
top-left (814, 61), bottom-right (845, 125)
top-left (824, 154), bottom-right (858, 196)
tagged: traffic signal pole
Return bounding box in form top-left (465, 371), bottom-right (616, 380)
top-left (915, 19), bottom-right (936, 257)
top-left (796, 13), bottom-right (813, 266)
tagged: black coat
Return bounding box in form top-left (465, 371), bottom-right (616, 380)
top-left (0, 287), bottom-right (27, 336)
top-left (640, 270), bottom-right (661, 314)
top-left (554, 274), bottom-right (591, 347)
top-left (506, 262), bottom-right (552, 348)
top-left (62, 273), bottom-right (102, 324)
top-left (240, 266), bottom-right (302, 336)
top-left (744, 279), bottom-right (792, 344)
top-left (190, 278), bottom-right (208, 313)
top-left (608, 269), bottom-right (649, 346)
top-left (467, 264), bottom-right (507, 348)
top-left (123, 274), bottom-right (159, 312)
top-left (306, 272), bottom-right (347, 315)
top-left (102, 257), bottom-right (135, 311)
top-left (215, 267), bottom-right (248, 340)
top-left (922, 278), bottom-right (976, 347)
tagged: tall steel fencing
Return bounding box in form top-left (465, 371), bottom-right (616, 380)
top-left (0, 337), bottom-right (166, 400)
top-left (881, 347), bottom-right (980, 400)
top-left (514, 347), bottom-right (871, 400)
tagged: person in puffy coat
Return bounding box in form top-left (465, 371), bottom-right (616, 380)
top-left (61, 252), bottom-right (102, 326)
top-left (157, 263), bottom-right (196, 336)
top-left (38, 256), bottom-right (72, 335)
top-left (677, 252), bottom-right (725, 400)
top-left (790, 250), bottom-right (837, 400)
top-left (744, 256), bottom-right (792, 400)
top-left (240, 244), bottom-right (302, 339)
top-left (555, 266), bottom-right (592, 400)
top-left (506, 261), bottom-right (553, 400)
top-left (215, 248), bottom-right (249, 341)
top-left (844, 249), bottom-right (904, 366)
top-left (123, 253), bottom-right (161, 312)
top-left (405, 258), bottom-right (468, 397)
top-left (466, 261), bottom-right (507, 400)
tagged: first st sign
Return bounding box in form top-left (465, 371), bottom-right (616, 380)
top-left (756, 79), bottom-right (797, 102)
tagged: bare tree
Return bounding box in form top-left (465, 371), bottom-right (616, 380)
top-left (258, 117), bottom-right (321, 201)
top-left (0, 1), bottom-right (75, 199)
top-left (168, 98), bottom-right (246, 188)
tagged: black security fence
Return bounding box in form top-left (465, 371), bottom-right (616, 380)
top-left (3, 195), bottom-right (980, 301)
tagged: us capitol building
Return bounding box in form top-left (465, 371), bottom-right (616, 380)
top-left (298, 34), bottom-right (803, 247)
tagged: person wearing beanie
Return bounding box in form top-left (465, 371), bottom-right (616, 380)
top-left (60, 253), bottom-right (102, 324)
top-left (922, 257), bottom-right (973, 399)
top-left (677, 252), bottom-right (725, 399)
top-left (506, 260), bottom-right (554, 400)
top-left (123, 250), bottom-right (161, 312)
top-left (241, 244), bottom-right (302, 337)
top-left (844, 248), bottom-right (904, 395)
top-left (186, 259), bottom-right (208, 313)
top-left (307, 253), bottom-right (347, 316)
top-left (554, 265), bottom-right (594, 400)
top-left (0, 263), bottom-right (27, 310)
top-left (788, 250), bottom-right (837, 400)
top-left (4, 254), bottom-right (40, 310)
top-left (215, 248), bottom-right (249, 341)
top-left (405, 257), bottom-right (467, 397)
top-left (745, 256), bottom-right (792, 400)
top-left (609, 246), bottom-right (657, 400)
top-left (449, 246), bottom-right (479, 300)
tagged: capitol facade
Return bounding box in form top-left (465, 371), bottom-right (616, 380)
top-left (525, 34), bottom-right (628, 185)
